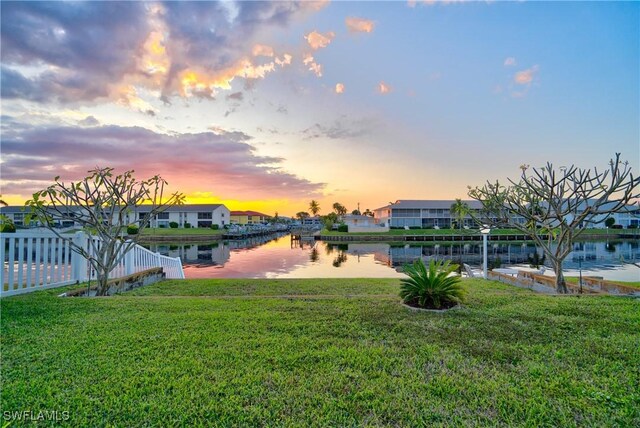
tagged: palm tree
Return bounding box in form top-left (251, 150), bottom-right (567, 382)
top-left (332, 202), bottom-right (347, 216)
top-left (450, 198), bottom-right (470, 230)
top-left (309, 200), bottom-right (320, 216)
top-left (0, 195), bottom-right (7, 207)
top-left (296, 211), bottom-right (310, 221)
top-left (400, 259), bottom-right (465, 309)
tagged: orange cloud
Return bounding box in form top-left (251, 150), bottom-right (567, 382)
top-left (302, 53), bottom-right (323, 77)
top-left (378, 81), bottom-right (392, 94)
top-left (335, 83), bottom-right (345, 94)
top-left (305, 30), bottom-right (335, 50)
top-left (275, 53), bottom-right (292, 67)
top-left (514, 65), bottom-right (539, 85)
top-left (179, 57), bottom-right (283, 97)
top-left (345, 17), bottom-right (375, 33)
top-left (252, 44), bottom-right (275, 57)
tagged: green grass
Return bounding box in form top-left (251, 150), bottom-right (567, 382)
top-left (140, 227), bottom-right (225, 236)
top-left (565, 276), bottom-right (640, 289)
top-left (321, 228), bottom-right (624, 237)
top-left (2, 279), bottom-right (639, 427)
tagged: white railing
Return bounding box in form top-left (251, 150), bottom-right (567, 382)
top-left (1, 231), bottom-right (184, 297)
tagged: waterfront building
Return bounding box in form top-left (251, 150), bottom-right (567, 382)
top-left (230, 210), bottom-right (271, 225)
top-left (0, 204), bottom-right (230, 229)
top-left (373, 200), bottom-right (639, 229)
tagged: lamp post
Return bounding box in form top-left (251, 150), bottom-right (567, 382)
top-left (480, 225), bottom-right (491, 279)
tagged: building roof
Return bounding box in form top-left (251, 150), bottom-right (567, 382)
top-left (374, 200), bottom-right (484, 211)
top-left (230, 210), bottom-right (271, 217)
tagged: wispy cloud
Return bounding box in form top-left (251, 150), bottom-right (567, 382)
top-left (514, 65), bottom-right (539, 85)
top-left (304, 30), bottom-right (335, 50)
top-left (303, 53), bottom-right (323, 77)
top-left (335, 83), bottom-right (345, 94)
top-left (504, 57), bottom-right (516, 67)
top-left (345, 17), bottom-right (375, 33)
top-left (302, 116), bottom-right (374, 140)
top-left (252, 44), bottom-right (275, 57)
top-left (378, 81), bottom-right (392, 94)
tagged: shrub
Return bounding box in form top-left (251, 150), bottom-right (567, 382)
top-left (409, 226), bottom-right (421, 230)
top-left (1, 223), bottom-right (16, 233)
top-left (184, 222), bottom-right (191, 229)
top-left (611, 224), bottom-right (623, 229)
top-left (127, 225), bottom-right (139, 235)
top-left (211, 224), bottom-right (219, 230)
top-left (159, 224), bottom-right (166, 228)
top-left (400, 259), bottom-right (465, 309)
top-left (169, 222), bottom-right (179, 229)
top-left (627, 224), bottom-right (638, 229)
top-left (337, 224), bottom-right (348, 233)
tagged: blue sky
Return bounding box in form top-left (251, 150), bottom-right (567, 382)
top-left (1, 1), bottom-right (638, 215)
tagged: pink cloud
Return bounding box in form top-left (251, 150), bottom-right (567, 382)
top-left (514, 65), bottom-right (539, 85)
top-left (335, 83), bottom-right (345, 94)
top-left (305, 30), bottom-right (335, 50)
top-left (0, 123), bottom-right (324, 200)
top-left (345, 17), bottom-right (375, 33)
top-left (504, 57), bottom-right (516, 67)
top-left (252, 44), bottom-right (274, 57)
top-left (378, 81), bottom-right (392, 94)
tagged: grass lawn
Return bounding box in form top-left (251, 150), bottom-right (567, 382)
top-left (140, 227), bottom-right (225, 236)
top-left (2, 279), bottom-right (639, 427)
top-left (321, 228), bottom-right (623, 237)
top-left (565, 276), bottom-right (640, 290)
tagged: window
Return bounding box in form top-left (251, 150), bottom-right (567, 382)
top-left (198, 212), bottom-right (212, 220)
top-left (197, 221), bottom-right (212, 228)
top-left (221, 213), bottom-right (225, 217)
top-left (156, 212), bottom-right (169, 220)
top-left (139, 212), bottom-right (149, 220)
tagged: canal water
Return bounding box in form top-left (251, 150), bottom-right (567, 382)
top-left (144, 235), bottom-right (640, 282)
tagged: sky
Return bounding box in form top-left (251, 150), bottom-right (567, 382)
top-left (1, 0), bottom-right (638, 216)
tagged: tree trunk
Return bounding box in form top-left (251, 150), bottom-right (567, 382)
top-left (96, 271), bottom-right (110, 296)
top-left (553, 260), bottom-right (568, 294)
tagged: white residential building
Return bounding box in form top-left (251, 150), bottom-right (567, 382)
top-left (0, 204), bottom-right (231, 229)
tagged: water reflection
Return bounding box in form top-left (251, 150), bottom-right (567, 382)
top-left (145, 236), bottom-right (640, 281)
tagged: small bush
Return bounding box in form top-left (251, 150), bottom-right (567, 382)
top-left (127, 225), bottom-right (139, 235)
top-left (184, 222), bottom-right (191, 229)
top-left (400, 259), bottom-right (465, 309)
top-left (627, 224), bottom-right (638, 229)
top-left (211, 224), bottom-right (219, 230)
top-left (169, 222), bottom-right (179, 229)
top-left (611, 224), bottom-right (623, 229)
top-left (409, 226), bottom-right (421, 230)
top-left (337, 224), bottom-right (348, 233)
top-left (159, 224), bottom-right (167, 228)
top-left (1, 223), bottom-right (16, 233)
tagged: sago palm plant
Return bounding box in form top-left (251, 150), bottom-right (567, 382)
top-left (400, 259), bottom-right (465, 309)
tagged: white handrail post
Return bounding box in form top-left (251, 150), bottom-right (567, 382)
top-left (155, 252), bottom-right (161, 268)
top-left (125, 240), bottom-right (135, 275)
top-left (72, 231), bottom-right (89, 282)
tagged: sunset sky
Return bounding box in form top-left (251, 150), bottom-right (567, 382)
top-left (1, 1), bottom-right (638, 216)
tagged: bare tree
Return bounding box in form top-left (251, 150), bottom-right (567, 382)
top-left (25, 168), bottom-right (184, 296)
top-left (468, 153), bottom-right (638, 293)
